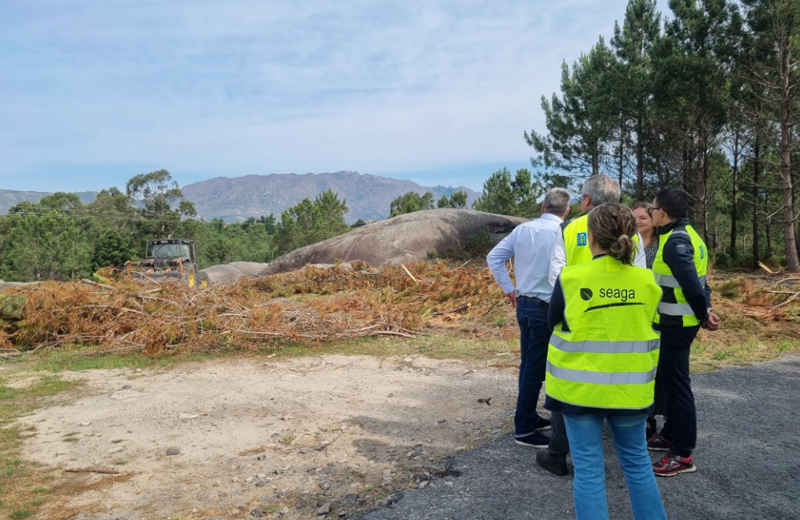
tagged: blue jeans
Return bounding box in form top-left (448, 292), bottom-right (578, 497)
top-left (515, 298), bottom-right (549, 436)
top-left (563, 413), bottom-right (667, 520)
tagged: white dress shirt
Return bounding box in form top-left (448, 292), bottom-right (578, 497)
top-left (487, 213), bottom-right (563, 302)
top-left (548, 219), bottom-right (646, 286)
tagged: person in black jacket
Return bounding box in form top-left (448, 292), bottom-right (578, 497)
top-left (648, 189), bottom-right (720, 477)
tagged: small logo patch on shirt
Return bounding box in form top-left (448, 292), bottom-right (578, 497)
top-left (699, 245), bottom-right (706, 260)
top-left (577, 232), bottom-right (587, 246)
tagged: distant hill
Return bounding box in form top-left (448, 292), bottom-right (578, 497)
top-left (1, 171), bottom-right (481, 223)
top-left (0, 190), bottom-right (97, 216)
top-left (181, 171), bottom-right (480, 223)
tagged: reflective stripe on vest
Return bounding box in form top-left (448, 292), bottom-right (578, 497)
top-left (653, 273), bottom-right (707, 288)
top-left (547, 361), bottom-right (657, 385)
top-left (550, 335), bottom-right (660, 355)
top-left (658, 302), bottom-right (694, 315)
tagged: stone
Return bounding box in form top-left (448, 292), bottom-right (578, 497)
top-left (232, 477), bottom-right (240, 483)
top-left (261, 209), bottom-right (526, 275)
top-left (110, 390), bottom-right (144, 401)
top-left (122, 385), bottom-right (132, 390)
top-left (255, 480), bottom-right (267, 487)
top-left (279, 506), bottom-right (290, 516)
top-left (257, 454), bottom-right (267, 461)
top-left (250, 508), bottom-right (264, 518)
top-left (166, 448), bottom-right (180, 456)
top-left (257, 473), bottom-right (267, 479)
top-left (179, 413), bottom-right (200, 420)
top-left (108, 447), bottom-right (123, 454)
top-left (80, 422), bottom-right (91, 426)
top-left (318, 502), bottom-right (332, 515)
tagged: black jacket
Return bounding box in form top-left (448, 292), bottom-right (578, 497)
top-left (657, 218), bottom-right (711, 326)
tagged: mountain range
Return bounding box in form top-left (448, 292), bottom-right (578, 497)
top-left (1, 171), bottom-right (480, 223)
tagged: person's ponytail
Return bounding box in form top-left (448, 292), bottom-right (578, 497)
top-left (609, 233), bottom-right (635, 265)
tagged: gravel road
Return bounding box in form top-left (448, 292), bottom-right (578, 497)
top-left (362, 355), bottom-right (800, 520)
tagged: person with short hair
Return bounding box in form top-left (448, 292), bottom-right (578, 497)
top-left (549, 175), bottom-right (646, 288)
top-left (487, 188), bottom-right (571, 448)
top-left (647, 188), bottom-right (720, 477)
top-left (545, 203), bottom-right (667, 520)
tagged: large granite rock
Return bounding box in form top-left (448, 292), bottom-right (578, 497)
top-left (261, 209), bottom-right (527, 275)
top-left (200, 262), bottom-right (270, 285)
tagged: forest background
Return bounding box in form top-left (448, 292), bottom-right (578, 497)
top-left (2, 0), bottom-right (799, 281)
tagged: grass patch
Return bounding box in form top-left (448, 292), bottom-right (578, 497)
top-left (7, 348), bottom-right (217, 374)
top-left (0, 374), bottom-right (82, 518)
top-left (253, 335), bottom-right (518, 363)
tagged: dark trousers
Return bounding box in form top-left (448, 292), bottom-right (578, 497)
top-left (514, 297), bottom-right (549, 437)
top-left (548, 410), bottom-right (570, 460)
top-left (657, 325), bottom-right (700, 457)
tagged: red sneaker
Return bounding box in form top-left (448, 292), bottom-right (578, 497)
top-left (646, 434), bottom-right (672, 452)
top-left (653, 452), bottom-right (696, 477)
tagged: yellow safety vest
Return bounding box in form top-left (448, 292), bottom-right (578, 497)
top-left (546, 255), bottom-right (662, 409)
top-left (563, 212), bottom-right (639, 268)
top-left (562, 214), bottom-right (593, 266)
top-left (652, 224), bottom-right (708, 328)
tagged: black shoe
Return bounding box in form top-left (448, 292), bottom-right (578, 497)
top-left (535, 417), bottom-right (552, 431)
top-left (536, 451), bottom-right (568, 476)
top-left (514, 431), bottom-right (550, 448)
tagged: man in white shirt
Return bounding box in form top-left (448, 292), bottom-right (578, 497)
top-left (548, 175), bottom-right (646, 288)
top-left (487, 188), bottom-right (571, 448)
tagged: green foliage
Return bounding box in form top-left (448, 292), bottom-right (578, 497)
top-left (472, 167), bottom-right (544, 217)
top-left (389, 191), bottom-right (435, 218)
top-left (351, 219), bottom-right (368, 228)
top-left (0, 172), bottom-right (285, 280)
top-left (93, 230), bottom-right (136, 270)
top-left (0, 212), bottom-right (92, 282)
top-left (274, 189), bottom-right (349, 255)
top-left (525, 38), bottom-right (619, 178)
top-left (437, 190), bottom-right (468, 209)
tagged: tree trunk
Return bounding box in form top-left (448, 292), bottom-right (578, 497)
top-left (753, 136), bottom-right (760, 268)
top-left (619, 125), bottom-right (625, 189)
top-left (694, 135), bottom-right (708, 243)
top-left (780, 41), bottom-right (800, 271)
top-left (636, 116), bottom-right (645, 200)
top-left (766, 189), bottom-right (773, 256)
top-left (730, 131), bottom-right (739, 259)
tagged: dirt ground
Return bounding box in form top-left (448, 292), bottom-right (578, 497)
top-left (15, 354), bottom-right (520, 519)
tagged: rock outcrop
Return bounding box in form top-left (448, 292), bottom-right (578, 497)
top-left (200, 263), bottom-right (270, 285)
top-left (261, 209), bottom-right (527, 275)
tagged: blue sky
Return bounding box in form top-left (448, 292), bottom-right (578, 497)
top-left (0, 0), bottom-right (637, 193)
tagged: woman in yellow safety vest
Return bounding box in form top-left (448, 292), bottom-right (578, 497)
top-left (545, 204), bottom-right (667, 520)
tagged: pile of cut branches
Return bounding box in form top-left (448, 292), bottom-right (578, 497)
top-left (0, 261), bottom-right (508, 357)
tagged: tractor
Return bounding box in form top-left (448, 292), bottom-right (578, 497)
top-left (126, 238), bottom-right (208, 288)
